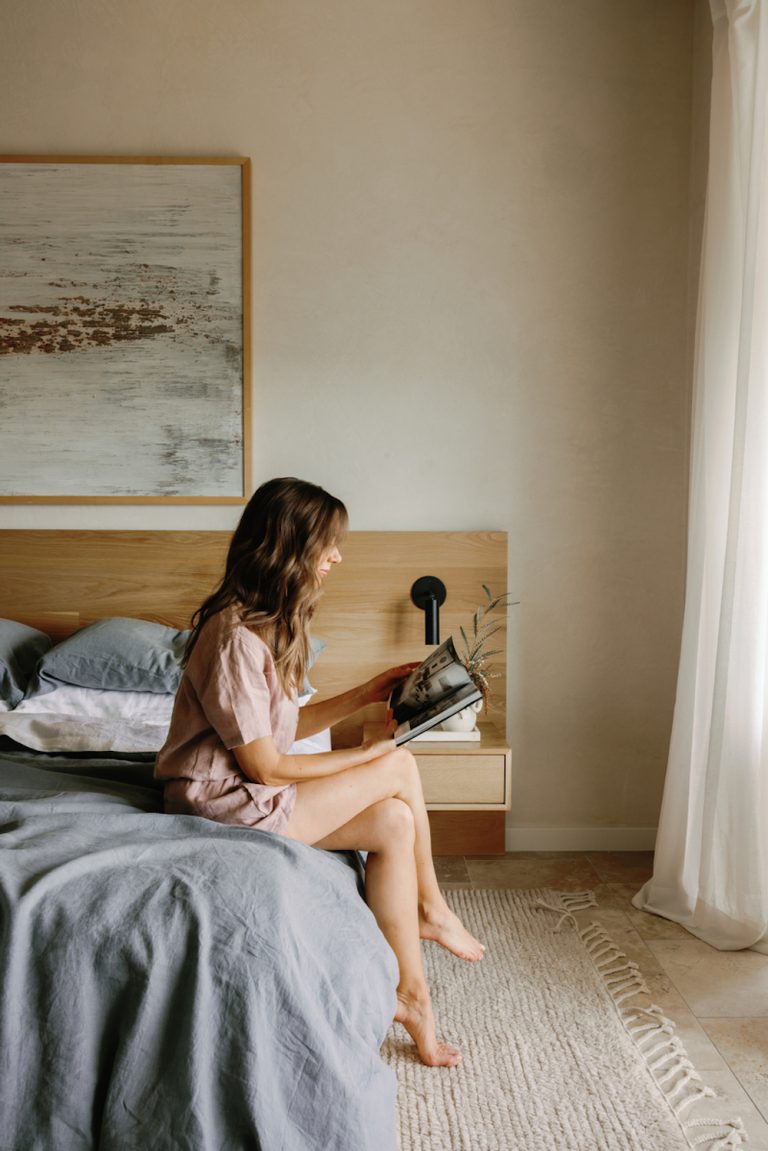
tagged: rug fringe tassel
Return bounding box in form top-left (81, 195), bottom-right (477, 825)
top-left (536, 893), bottom-right (748, 1151)
top-left (684, 1117), bottom-right (747, 1149)
top-left (534, 891), bottom-right (597, 931)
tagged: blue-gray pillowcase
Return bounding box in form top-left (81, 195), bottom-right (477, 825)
top-left (0, 619), bottom-right (53, 707)
top-left (32, 617), bottom-right (190, 696)
top-left (303, 635), bottom-right (326, 696)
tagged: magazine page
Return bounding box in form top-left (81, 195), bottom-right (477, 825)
top-left (389, 637), bottom-right (474, 723)
top-left (392, 679), bottom-right (482, 745)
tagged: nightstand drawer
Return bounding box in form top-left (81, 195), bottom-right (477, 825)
top-left (415, 754), bottom-right (507, 806)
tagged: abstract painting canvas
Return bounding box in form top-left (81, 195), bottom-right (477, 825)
top-left (0, 156), bottom-right (250, 503)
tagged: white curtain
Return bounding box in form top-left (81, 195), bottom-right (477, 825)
top-left (633, 0), bottom-right (768, 952)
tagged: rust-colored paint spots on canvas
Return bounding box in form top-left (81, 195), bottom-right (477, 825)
top-left (0, 297), bottom-right (176, 354)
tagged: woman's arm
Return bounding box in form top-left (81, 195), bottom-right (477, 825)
top-left (295, 662), bottom-right (419, 739)
top-left (295, 683), bottom-right (368, 739)
top-left (234, 725), bottom-right (396, 787)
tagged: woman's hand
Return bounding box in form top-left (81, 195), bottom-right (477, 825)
top-left (297, 663), bottom-right (421, 742)
top-left (362, 714), bottom-right (398, 759)
top-left (362, 663), bottom-right (421, 705)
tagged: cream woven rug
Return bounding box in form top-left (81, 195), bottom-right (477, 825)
top-left (382, 889), bottom-right (745, 1151)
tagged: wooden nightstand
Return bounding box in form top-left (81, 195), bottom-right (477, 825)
top-left (363, 721), bottom-right (511, 856)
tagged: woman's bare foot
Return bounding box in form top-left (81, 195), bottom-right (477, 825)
top-left (419, 899), bottom-right (485, 962)
top-left (395, 988), bottom-right (460, 1068)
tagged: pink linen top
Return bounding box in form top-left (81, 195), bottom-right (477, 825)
top-left (155, 606), bottom-right (298, 832)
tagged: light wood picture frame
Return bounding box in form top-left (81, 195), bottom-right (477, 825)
top-left (0, 155), bottom-right (251, 504)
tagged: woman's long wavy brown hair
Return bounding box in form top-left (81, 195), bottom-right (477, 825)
top-left (184, 477), bottom-right (348, 696)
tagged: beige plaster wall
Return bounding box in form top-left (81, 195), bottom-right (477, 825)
top-left (0, 0), bottom-right (706, 845)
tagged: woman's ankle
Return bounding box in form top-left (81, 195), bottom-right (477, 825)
top-left (418, 893), bottom-right (449, 924)
top-left (396, 981), bottom-right (430, 1011)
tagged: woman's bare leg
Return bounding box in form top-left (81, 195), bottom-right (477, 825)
top-left (388, 751), bottom-right (486, 963)
top-left (293, 796), bottom-right (460, 1067)
top-left (281, 746), bottom-right (484, 962)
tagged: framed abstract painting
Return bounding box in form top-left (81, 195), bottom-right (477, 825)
top-left (0, 156), bottom-right (251, 503)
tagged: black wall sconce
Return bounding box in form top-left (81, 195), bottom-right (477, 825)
top-left (410, 576), bottom-right (447, 645)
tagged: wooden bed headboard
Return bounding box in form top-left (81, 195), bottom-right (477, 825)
top-left (0, 530), bottom-right (509, 733)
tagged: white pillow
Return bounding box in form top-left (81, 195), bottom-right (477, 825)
top-left (0, 713), bottom-right (170, 754)
top-left (289, 729), bottom-right (333, 755)
top-left (13, 682), bottom-right (176, 722)
top-left (2, 682), bottom-right (332, 755)
top-left (292, 687), bottom-right (332, 754)
top-left (0, 683), bottom-right (175, 752)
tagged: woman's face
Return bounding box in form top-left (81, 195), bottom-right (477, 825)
top-left (316, 540), bottom-right (342, 584)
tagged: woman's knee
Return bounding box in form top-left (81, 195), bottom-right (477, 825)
top-left (371, 797), bottom-right (415, 846)
top-left (365, 746), bottom-right (423, 805)
top-left (391, 747), bottom-right (423, 796)
top-left (381, 745), bottom-right (418, 784)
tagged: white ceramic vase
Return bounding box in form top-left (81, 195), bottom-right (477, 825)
top-left (439, 698), bottom-right (483, 732)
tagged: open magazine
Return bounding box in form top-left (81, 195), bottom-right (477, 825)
top-left (389, 636), bottom-right (482, 745)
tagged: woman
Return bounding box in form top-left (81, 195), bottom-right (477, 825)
top-left (156, 477), bottom-right (483, 1068)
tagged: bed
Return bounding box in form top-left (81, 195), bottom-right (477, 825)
top-left (0, 616), bottom-right (398, 1151)
top-left (0, 529), bottom-right (507, 1150)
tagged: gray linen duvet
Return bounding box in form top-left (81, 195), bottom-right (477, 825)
top-left (0, 751), bottom-right (398, 1151)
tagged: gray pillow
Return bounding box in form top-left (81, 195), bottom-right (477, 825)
top-left (0, 620), bottom-right (52, 707)
top-left (303, 635), bottom-right (326, 696)
top-left (32, 617), bottom-right (190, 696)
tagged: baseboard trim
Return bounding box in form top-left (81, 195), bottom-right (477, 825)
top-left (505, 825), bottom-right (657, 852)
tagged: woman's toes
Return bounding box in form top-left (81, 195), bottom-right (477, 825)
top-left (395, 990), bottom-right (461, 1068)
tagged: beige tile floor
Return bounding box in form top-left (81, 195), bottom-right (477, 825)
top-left (435, 851), bottom-right (768, 1150)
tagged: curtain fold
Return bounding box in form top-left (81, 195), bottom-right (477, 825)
top-left (633, 0), bottom-right (768, 952)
